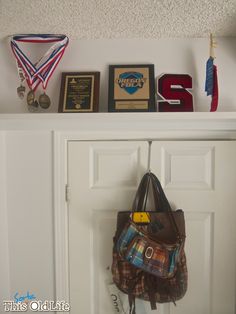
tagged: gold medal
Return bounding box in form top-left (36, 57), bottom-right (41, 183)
top-left (39, 92), bottom-right (51, 109)
top-left (27, 90), bottom-right (39, 112)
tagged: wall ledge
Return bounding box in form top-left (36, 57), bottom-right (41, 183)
top-left (1, 112), bottom-right (236, 139)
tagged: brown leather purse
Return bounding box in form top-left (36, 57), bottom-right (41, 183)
top-left (111, 172), bottom-right (187, 313)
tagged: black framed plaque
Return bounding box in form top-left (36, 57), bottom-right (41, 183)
top-left (58, 72), bottom-right (100, 112)
top-left (108, 64), bottom-right (155, 112)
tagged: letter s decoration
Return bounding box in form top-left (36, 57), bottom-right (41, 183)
top-left (157, 74), bottom-right (193, 112)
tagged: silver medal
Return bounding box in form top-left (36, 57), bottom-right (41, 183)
top-left (39, 92), bottom-right (51, 109)
top-left (17, 84), bottom-right (26, 99)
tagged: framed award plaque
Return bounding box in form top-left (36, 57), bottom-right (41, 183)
top-left (58, 72), bottom-right (100, 112)
top-left (108, 64), bottom-right (156, 112)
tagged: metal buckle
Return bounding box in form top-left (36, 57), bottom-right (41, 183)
top-left (145, 246), bottom-right (154, 259)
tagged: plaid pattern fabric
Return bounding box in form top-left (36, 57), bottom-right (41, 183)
top-left (125, 235), bottom-right (180, 278)
top-left (116, 222), bottom-right (180, 278)
top-left (126, 237), bottom-right (146, 268)
top-left (112, 249), bottom-right (188, 303)
top-left (116, 223), bottom-right (141, 257)
top-left (112, 251), bottom-right (146, 296)
top-left (112, 222), bottom-right (188, 304)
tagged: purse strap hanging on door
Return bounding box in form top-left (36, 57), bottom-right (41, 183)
top-left (132, 171), bottom-right (182, 242)
top-left (132, 172), bottom-right (160, 212)
top-left (149, 172), bottom-right (182, 241)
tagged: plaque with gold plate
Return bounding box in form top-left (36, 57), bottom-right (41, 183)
top-left (58, 72), bottom-right (100, 112)
top-left (108, 64), bottom-right (155, 112)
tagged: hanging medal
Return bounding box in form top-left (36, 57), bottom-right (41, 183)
top-left (27, 89), bottom-right (39, 112)
top-left (10, 34), bottom-right (69, 111)
top-left (16, 62), bottom-right (26, 99)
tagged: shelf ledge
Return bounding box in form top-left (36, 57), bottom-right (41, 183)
top-left (0, 112), bottom-right (236, 140)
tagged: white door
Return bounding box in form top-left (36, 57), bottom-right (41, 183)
top-left (67, 140), bottom-right (236, 314)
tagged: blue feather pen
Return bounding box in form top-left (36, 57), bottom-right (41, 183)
top-left (205, 34), bottom-right (218, 111)
top-left (205, 56), bottom-right (214, 96)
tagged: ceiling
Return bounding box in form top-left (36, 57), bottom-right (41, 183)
top-left (1, 0), bottom-right (236, 39)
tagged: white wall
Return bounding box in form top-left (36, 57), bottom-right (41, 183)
top-left (1, 38), bottom-right (236, 113)
top-left (0, 131), bottom-right (54, 311)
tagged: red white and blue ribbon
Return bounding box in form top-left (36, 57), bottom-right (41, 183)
top-left (10, 34), bottom-right (69, 91)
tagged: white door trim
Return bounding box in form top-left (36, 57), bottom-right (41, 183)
top-left (0, 131), bottom-right (11, 308)
top-left (53, 131), bottom-right (70, 303)
top-left (53, 127), bottom-right (236, 307)
top-left (0, 113), bottom-right (236, 310)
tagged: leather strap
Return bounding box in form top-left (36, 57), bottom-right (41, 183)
top-left (128, 294), bottom-right (136, 314)
top-left (150, 173), bottom-right (172, 211)
top-left (132, 173), bottom-right (160, 212)
top-left (132, 172), bottom-right (170, 212)
top-left (150, 172), bottom-right (182, 240)
top-left (132, 172), bottom-right (182, 240)
top-left (132, 173), bottom-right (150, 212)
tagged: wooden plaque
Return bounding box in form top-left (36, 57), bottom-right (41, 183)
top-left (108, 64), bottom-right (156, 112)
top-left (58, 72), bottom-right (100, 112)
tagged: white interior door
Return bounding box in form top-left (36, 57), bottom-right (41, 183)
top-left (151, 141), bottom-right (236, 314)
top-left (67, 141), bottom-right (149, 314)
top-left (67, 140), bottom-right (236, 314)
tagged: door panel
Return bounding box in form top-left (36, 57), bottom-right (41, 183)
top-left (68, 141), bottom-right (149, 314)
top-left (68, 140), bottom-right (236, 314)
top-left (151, 141), bottom-right (236, 314)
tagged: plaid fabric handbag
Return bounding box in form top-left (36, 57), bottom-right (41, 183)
top-left (111, 172), bottom-right (187, 313)
top-left (117, 222), bottom-right (182, 279)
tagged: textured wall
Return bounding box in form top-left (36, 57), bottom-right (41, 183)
top-left (1, 0), bottom-right (236, 113)
top-left (0, 0), bottom-right (236, 39)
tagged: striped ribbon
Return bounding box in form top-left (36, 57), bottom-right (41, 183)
top-left (10, 34), bottom-right (69, 91)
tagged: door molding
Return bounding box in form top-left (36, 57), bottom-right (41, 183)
top-left (1, 112), bottom-right (236, 139)
top-left (52, 114), bottom-right (236, 306)
top-left (53, 132), bottom-right (70, 302)
top-left (0, 132), bottom-right (10, 307)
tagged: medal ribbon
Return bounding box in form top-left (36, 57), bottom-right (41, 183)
top-left (11, 34), bottom-right (69, 91)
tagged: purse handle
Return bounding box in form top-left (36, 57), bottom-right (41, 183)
top-left (132, 173), bottom-right (155, 212)
top-left (149, 173), bottom-right (181, 240)
top-left (132, 172), bottom-right (170, 212)
top-left (132, 172), bottom-right (181, 240)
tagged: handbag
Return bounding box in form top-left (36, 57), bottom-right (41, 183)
top-left (111, 172), bottom-right (187, 313)
top-left (117, 222), bottom-right (182, 279)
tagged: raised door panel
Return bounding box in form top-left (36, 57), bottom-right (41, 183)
top-left (151, 141), bottom-right (236, 314)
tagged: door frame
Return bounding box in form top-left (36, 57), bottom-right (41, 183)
top-left (53, 127), bottom-right (236, 307)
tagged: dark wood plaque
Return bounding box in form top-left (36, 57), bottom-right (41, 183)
top-left (58, 72), bottom-right (100, 112)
